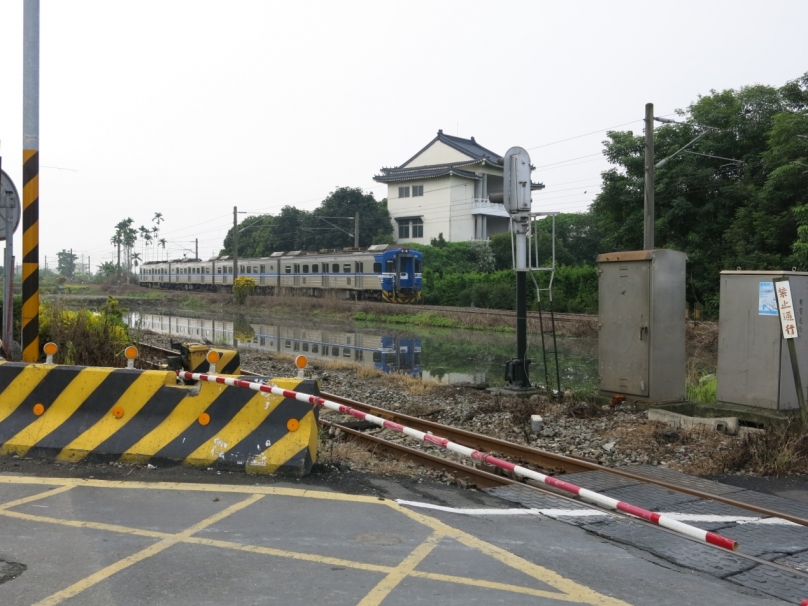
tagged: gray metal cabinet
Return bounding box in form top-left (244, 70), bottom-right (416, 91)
top-left (716, 271), bottom-right (808, 410)
top-left (598, 250), bottom-right (687, 402)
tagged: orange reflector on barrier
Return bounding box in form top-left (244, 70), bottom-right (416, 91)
top-left (124, 346), bottom-right (138, 360)
top-left (112, 406), bottom-right (125, 419)
top-left (287, 418), bottom-right (300, 432)
top-left (206, 350), bottom-right (220, 364)
top-left (294, 355), bottom-right (307, 369)
top-left (198, 412), bottom-right (211, 426)
top-left (43, 342), bottom-right (58, 356)
top-left (33, 403), bottom-right (45, 416)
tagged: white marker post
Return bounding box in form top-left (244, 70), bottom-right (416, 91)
top-left (773, 277), bottom-right (807, 424)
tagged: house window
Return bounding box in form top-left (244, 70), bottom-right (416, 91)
top-left (412, 185), bottom-right (423, 197)
top-left (399, 223), bottom-right (410, 239)
top-left (412, 219), bottom-right (423, 238)
top-left (398, 186), bottom-right (410, 198)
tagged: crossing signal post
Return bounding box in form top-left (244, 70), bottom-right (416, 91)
top-left (501, 146), bottom-right (533, 390)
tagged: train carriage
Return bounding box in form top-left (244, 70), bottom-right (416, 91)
top-left (139, 245), bottom-right (422, 303)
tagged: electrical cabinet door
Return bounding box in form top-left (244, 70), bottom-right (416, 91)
top-left (599, 261), bottom-right (650, 396)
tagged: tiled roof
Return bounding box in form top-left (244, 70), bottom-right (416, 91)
top-left (399, 130), bottom-right (503, 168)
top-left (373, 165), bottom-right (482, 184)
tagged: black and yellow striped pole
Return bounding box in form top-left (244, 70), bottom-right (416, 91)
top-left (22, 0), bottom-right (40, 362)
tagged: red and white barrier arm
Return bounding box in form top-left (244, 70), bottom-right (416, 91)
top-left (178, 370), bottom-right (739, 552)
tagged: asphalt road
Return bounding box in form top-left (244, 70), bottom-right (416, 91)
top-left (0, 465), bottom-right (795, 606)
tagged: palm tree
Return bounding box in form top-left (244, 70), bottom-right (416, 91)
top-left (152, 212), bottom-right (164, 262)
top-left (159, 238), bottom-right (167, 261)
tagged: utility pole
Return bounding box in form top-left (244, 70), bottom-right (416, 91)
top-left (354, 213), bottom-right (359, 248)
top-left (233, 206), bottom-right (239, 282)
top-left (21, 0), bottom-right (40, 361)
top-left (195, 238), bottom-right (198, 260)
top-left (644, 102), bottom-right (655, 251)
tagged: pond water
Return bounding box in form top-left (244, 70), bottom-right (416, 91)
top-left (126, 311), bottom-right (599, 394)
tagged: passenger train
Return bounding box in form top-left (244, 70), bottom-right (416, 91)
top-left (138, 245), bottom-right (423, 303)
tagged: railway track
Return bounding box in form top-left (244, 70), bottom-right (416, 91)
top-left (393, 303), bottom-right (598, 324)
top-left (138, 340), bottom-right (808, 528)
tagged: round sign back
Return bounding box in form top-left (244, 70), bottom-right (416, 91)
top-left (0, 170), bottom-right (21, 241)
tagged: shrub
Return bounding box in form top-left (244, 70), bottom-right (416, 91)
top-left (233, 276), bottom-right (256, 305)
top-left (39, 297), bottom-right (130, 366)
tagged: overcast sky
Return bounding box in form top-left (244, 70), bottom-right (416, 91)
top-left (0, 0), bottom-right (806, 270)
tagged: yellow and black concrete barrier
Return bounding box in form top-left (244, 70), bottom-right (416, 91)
top-left (0, 362), bottom-right (318, 476)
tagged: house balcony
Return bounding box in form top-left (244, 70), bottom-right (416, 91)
top-left (471, 198), bottom-right (509, 218)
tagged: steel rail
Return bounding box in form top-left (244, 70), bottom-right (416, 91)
top-left (328, 420), bottom-right (808, 582)
top-left (322, 392), bottom-right (808, 528)
top-left (136, 341), bottom-right (808, 527)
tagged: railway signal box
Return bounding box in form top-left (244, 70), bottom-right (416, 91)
top-left (716, 271), bottom-right (808, 410)
top-left (597, 250), bottom-right (687, 403)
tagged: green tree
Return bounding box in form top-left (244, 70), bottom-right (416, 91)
top-left (590, 73), bottom-right (808, 311)
top-left (56, 249), bottom-right (77, 278)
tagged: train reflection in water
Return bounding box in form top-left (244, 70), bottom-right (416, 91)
top-left (129, 313), bottom-right (422, 376)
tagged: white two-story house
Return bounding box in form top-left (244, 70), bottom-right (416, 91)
top-left (374, 130), bottom-right (510, 243)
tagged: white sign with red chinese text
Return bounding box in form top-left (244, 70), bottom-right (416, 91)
top-left (775, 280), bottom-right (799, 339)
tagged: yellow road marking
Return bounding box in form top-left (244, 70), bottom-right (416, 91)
top-left (0, 476), bottom-right (629, 604)
top-left (0, 364), bottom-right (53, 424)
top-left (56, 372), bottom-right (173, 462)
top-left (0, 484), bottom-right (74, 509)
top-left (0, 368), bottom-right (112, 457)
top-left (184, 391), bottom-right (284, 465)
top-left (358, 532), bottom-right (443, 606)
top-left (0, 507), bottom-right (592, 601)
top-left (387, 501), bottom-right (632, 606)
top-left (0, 508), bottom-right (167, 539)
top-left (32, 493), bottom-right (264, 606)
top-left (0, 476), bottom-right (386, 503)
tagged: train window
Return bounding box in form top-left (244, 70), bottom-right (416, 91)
top-left (332, 263), bottom-right (339, 273)
top-left (385, 260), bottom-right (394, 272)
top-left (343, 348), bottom-right (351, 358)
top-left (260, 264), bottom-right (265, 274)
top-left (253, 266), bottom-right (258, 273)
top-left (217, 267), bottom-right (221, 274)
top-left (294, 263), bottom-right (300, 273)
top-left (343, 264), bottom-right (351, 273)
top-left (415, 259), bottom-right (422, 272)
top-left (240, 265), bottom-right (245, 273)
top-left (312, 264), bottom-right (319, 273)
top-left (302, 343), bottom-right (309, 352)
top-left (246, 266), bottom-right (252, 274)
top-left (373, 352), bottom-right (382, 363)
top-left (285, 265), bottom-right (291, 274)
top-left (373, 262), bottom-right (382, 273)
top-left (331, 346), bottom-right (339, 357)
top-left (285, 340), bottom-right (292, 349)
top-left (311, 344), bottom-right (319, 353)
top-left (302, 265), bottom-right (309, 273)
top-left (355, 262), bottom-right (363, 273)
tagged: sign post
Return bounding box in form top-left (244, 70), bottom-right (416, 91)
top-left (773, 277), bottom-right (807, 425)
top-left (502, 147), bottom-right (533, 390)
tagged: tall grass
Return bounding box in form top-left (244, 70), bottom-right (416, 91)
top-left (39, 297), bottom-right (131, 366)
